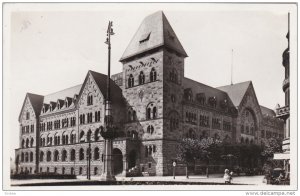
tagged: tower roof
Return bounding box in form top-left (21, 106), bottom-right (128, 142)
top-left (120, 11), bottom-right (187, 61)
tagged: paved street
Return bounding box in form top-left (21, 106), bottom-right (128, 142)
top-left (11, 174), bottom-right (267, 186)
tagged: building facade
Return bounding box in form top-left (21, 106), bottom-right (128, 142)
top-left (274, 13), bottom-right (290, 173)
top-left (15, 11), bottom-right (284, 176)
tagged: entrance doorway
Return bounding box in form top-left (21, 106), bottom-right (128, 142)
top-left (128, 150), bottom-right (137, 169)
top-left (113, 148), bottom-right (123, 175)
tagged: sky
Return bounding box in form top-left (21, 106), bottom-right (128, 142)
top-left (3, 3), bottom-right (295, 159)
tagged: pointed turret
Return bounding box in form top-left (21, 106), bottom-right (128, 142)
top-left (120, 11), bottom-right (187, 62)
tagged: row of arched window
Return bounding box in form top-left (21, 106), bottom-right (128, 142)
top-left (40, 117), bottom-right (77, 132)
top-left (21, 125), bottom-right (34, 134)
top-left (36, 166), bottom-right (100, 176)
top-left (127, 68), bottom-right (157, 88)
top-left (40, 131), bottom-right (76, 147)
top-left (20, 151), bottom-right (34, 162)
top-left (79, 128), bottom-right (102, 143)
top-left (39, 147), bottom-right (101, 162)
top-left (144, 145), bottom-right (156, 157)
top-left (21, 138), bottom-right (34, 148)
top-left (80, 111), bottom-right (101, 125)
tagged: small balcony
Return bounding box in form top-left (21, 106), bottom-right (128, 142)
top-left (276, 105), bottom-right (289, 118)
top-left (282, 78), bottom-right (289, 91)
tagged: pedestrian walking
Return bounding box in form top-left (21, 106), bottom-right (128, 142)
top-left (224, 169), bottom-right (231, 184)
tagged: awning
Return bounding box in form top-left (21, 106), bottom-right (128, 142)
top-left (273, 153), bottom-right (290, 160)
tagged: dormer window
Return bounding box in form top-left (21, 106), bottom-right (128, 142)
top-left (196, 93), bottom-right (206, 105)
top-left (65, 98), bottom-right (71, 108)
top-left (57, 103), bottom-right (60, 110)
top-left (87, 93), bottom-right (93, 106)
top-left (139, 32), bottom-right (151, 44)
top-left (184, 88), bottom-right (193, 102)
top-left (209, 96), bottom-right (217, 108)
top-left (73, 94), bottom-right (78, 103)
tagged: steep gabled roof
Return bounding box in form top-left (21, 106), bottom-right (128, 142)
top-left (78, 70), bottom-right (124, 104)
top-left (182, 77), bottom-right (235, 111)
top-left (43, 84), bottom-right (82, 104)
top-left (120, 11), bottom-right (187, 61)
top-left (18, 93), bottom-right (44, 122)
top-left (217, 81), bottom-right (251, 107)
top-left (260, 105), bottom-right (276, 117)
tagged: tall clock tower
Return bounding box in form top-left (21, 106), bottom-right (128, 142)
top-left (120, 11), bottom-right (187, 175)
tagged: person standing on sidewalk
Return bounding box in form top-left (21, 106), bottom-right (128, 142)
top-left (224, 169), bottom-right (231, 184)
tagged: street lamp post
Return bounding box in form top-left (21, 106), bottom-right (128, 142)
top-left (100, 21), bottom-right (117, 181)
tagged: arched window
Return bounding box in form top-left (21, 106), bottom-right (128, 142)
top-left (47, 151), bottom-right (52, 162)
top-left (42, 137), bottom-right (46, 146)
top-left (95, 111), bottom-right (101, 122)
top-left (128, 74), bottom-right (134, 88)
top-left (147, 125), bottom-right (154, 134)
top-left (25, 152), bottom-right (28, 162)
top-left (80, 131), bottom-right (85, 143)
top-left (62, 150), bottom-right (67, 162)
top-left (30, 138), bottom-right (34, 147)
top-left (153, 107), bottom-right (157, 119)
top-left (87, 93), bottom-right (93, 106)
top-left (30, 152), bottom-right (33, 162)
top-left (169, 68), bottom-right (178, 83)
top-left (150, 68), bottom-right (157, 82)
top-left (40, 151), bottom-right (44, 162)
top-left (95, 129), bottom-right (100, 141)
top-left (62, 132), bottom-right (69, 145)
top-left (87, 129), bottom-right (92, 141)
top-left (79, 148), bottom-right (84, 160)
top-left (54, 150), bottom-right (59, 162)
top-left (70, 149), bottom-right (75, 161)
top-left (22, 139), bottom-right (25, 148)
top-left (21, 152), bottom-right (24, 162)
top-left (94, 147), bottom-right (100, 160)
top-left (128, 108), bottom-right (136, 122)
top-left (26, 138), bottom-right (29, 148)
top-left (146, 103), bottom-right (157, 119)
top-left (70, 131), bottom-right (76, 144)
top-left (139, 71), bottom-right (145, 85)
top-left (147, 108), bottom-right (151, 120)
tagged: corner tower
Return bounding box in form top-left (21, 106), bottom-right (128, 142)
top-left (120, 11), bottom-right (187, 176)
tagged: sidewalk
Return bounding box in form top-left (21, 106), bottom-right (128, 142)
top-left (11, 175), bottom-right (266, 186)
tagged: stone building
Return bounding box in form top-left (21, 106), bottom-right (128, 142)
top-left (274, 13), bottom-right (290, 173)
top-left (15, 11), bottom-right (284, 176)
